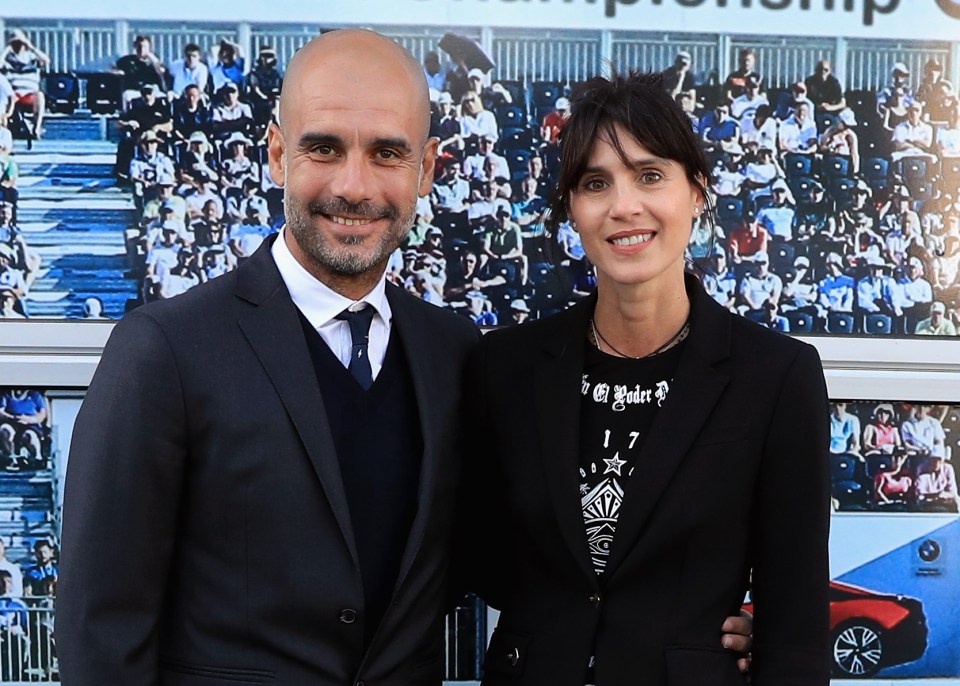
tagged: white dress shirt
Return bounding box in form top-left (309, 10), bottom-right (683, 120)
top-left (272, 229), bottom-right (392, 380)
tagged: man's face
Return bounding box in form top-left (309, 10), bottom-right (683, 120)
top-left (796, 103), bottom-right (810, 123)
top-left (741, 52), bottom-right (755, 71)
top-left (528, 156), bottom-right (543, 177)
top-left (715, 105), bottom-right (730, 121)
top-left (478, 137), bottom-right (494, 154)
top-left (185, 50), bottom-right (200, 67)
top-left (142, 139), bottom-right (159, 155)
top-left (185, 87), bottom-right (201, 107)
top-left (142, 90), bottom-right (156, 105)
top-left (268, 33), bottom-right (437, 287)
top-left (817, 61), bottom-right (831, 79)
top-left (203, 201), bottom-right (220, 222)
top-left (908, 105), bottom-right (922, 125)
top-left (135, 39), bottom-right (150, 58)
top-left (773, 189), bottom-right (787, 205)
top-left (0, 204), bottom-right (11, 224)
top-left (36, 544), bottom-right (53, 564)
top-left (224, 89), bottom-right (238, 105)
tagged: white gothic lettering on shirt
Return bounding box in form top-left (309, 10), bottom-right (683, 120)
top-left (582, 374), bottom-right (672, 411)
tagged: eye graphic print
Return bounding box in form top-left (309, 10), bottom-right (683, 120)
top-left (935, 0), bottom-right (960, 19)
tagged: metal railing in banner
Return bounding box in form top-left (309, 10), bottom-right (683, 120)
top-left (0, 599), bottom-right (57, 684)
top-left (611, 34), bottom-right (719, 85)
top-left (729, 36), bottom-right (837, 90)
top-left (493, 31), bottom-right (601, 86)
top-left (3, 24), bottom-right (116, 74)
top-left (250, 27), bottom-right (321, 69)
top-left (846, 40), bottom-right (952, 92)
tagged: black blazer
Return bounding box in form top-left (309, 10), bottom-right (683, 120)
top-left (463, 275), bottom-right (831, 686)
top-left (57, 236), bottom-right (479, 686)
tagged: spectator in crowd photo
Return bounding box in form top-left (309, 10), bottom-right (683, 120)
top-left (116, 83), bottom-right (173, 180)
top-left (82, 296), bottom-right (107, 319)
top-left (774, 80), bottom-right (815, 122)
top-left (0, 284), bottom-right (22, 319)
top-left (878, 61), bottom-right (914, 114)
top-left (115, 35), bottom-right (166, 111)
top-left (422, 50), bottom-right (447, 91)
top-left (936, 101), bottom-right (960, 159)
top-left (23, 539), bottom-right (57, 597)
top-left (0, 72), bottom-right (15, 127)
top-left (757, 300), bottom-right (790, 332)
top-left (0, 200), bottom-right (39, 288)
top-left (778, 100), bottom-right (818, 154)
top-left (227, 196), bottom-right (273, 262)
top-left (742, 144), bottom-right (784, 200)
top-left (168, 42), bottom-right (209, 98)
top-left (892, 100), bottom-right (936, 161)
top-left (0, 539), bottom-right (22, 598)
top-left (143, 220), bottom-right (184, 295)
top-left (703, 246), bottom-right (738, 309)
top-left (817, 252), bottom-right (856, 318)
top-left (141, 173), bottom-right (187, 224)
top-left (459, 90), bottom-right (498, 144)
top-left (756, 179), bottom-right (797, 241)
top-left (731, 74), bottom-right (767, 122)
top-left (857, 255), bottom-right (900, 318)
top-left (179, 130), bottom-right (219, 183)
top-left (724, 46), bottom-right (762, 100)
top-left (700, 100), bottom-right (740, 150)
top-left (677, 90), bottom-right (699, 131)
top-left (795, 180), bottom-right (837, 240)
top-left (465, 68), bottom-right (513, 111)
top-left (192, 197), bottom-right (228, 247)
top-left (212, 81), bottom-right (254, 140)
top-left (467, 178), bottom-right (511, 228)
top-left (432, 92), bottom-right (461, 153)
top-left (864, 403), bottom-right (904, 455)
top-left (171, 84), bottom-right (212, 146)
top-left (738, 251), bottom-right (782, 316)
top-left (661, 50), bottom-right (696, 100)
top-left (915, 453), bottom-right (959, 512)
top-left (463, 133), bottom-right (509, 182)
top-left (896, 255), bottom-right (933, 327)
top-left (830, 401), bottom-right (862, 455)
top-left (431, 153), bottom-right (470, 218)
top-left (128, 129), bottom-right (175, 200)
top-left (0, 29), bottom-right (49, 139)
top-left (183, 170), bottom-right (222, 219)
top-left (156, 246), bottom-right (201, 299)
top-left (805, 59), bottom-right (845, 113)
top-left (209, 39), bottom-right (245, 92)
top-left (917, 59), bottom-right (953, 111)
top-left (481, 207), bottom-right (527, 284)
top-left (0, 244), bottom-right (27, 316)
top-left (220, 132), bottom-right (260, 191)
top-left (508, 298), bottom-right (530, 324)
top-left (819, 107), bottom-right (860, 174)
top-left (541, 96), bottom-right (570, 144)
top-left (780, 255), bottom-right (819, 314)
top-left (902, 404), bottom-right (947, 457)
top-left (884, 209), bottom-right (923, 269)
top-left (0, 569), bottom-right (28, 682)
top-left (916, 300), bottom-right (958, 335)
top-left (880, 86), bottom-right (909, 132)
top-left (873, 453), bottom-right (912, 506)
top-left (728, 210), bottom-right (771, 262)
top-left (512, 173), bottom-right (548, 230)
top-left (247, 45), bottom-right (283, 105)
top-left (740, 104), bottom-right (778, 153)
top-left (711, 143), bottom-right (746, 197)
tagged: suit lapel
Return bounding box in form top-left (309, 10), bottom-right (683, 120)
top-left (535, 297), bottom-right (599, 582)
top-left (384, 286), bottom-right (446, 593)
top-left (235, 238), bottom-right (360, 569)
top-left (604, 276), bottom-right (732, 577)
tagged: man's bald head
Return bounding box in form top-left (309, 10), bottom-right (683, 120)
top-left (280, 29), bottom-right (432, 144)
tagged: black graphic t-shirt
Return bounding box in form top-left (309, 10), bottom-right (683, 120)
top-left (579, 341), bottom-right (683, 576)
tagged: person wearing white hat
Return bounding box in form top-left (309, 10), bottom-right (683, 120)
top-left (892, 99), bottom-right (936, 162)
top-left (777, 100), bottom-right (817, 154)
top-left (221, 131), bottom-right (260, 190)
top-left (819, 107), bottom-right (860, 174)
top-left (878, 61), bottom-right (915, 115)
top-left (661, 50), bottom-right (696, 100)
top-left (916, 301), bottom-right (958, 335)
top-left (730, 74), bottom-right (767, 122)
top-left (212, 81), bottom-right (254, 141)
top-left (1, 29), bottom-right (49, 138)
top-left (756, 179), bottom-right (796, 241)
top-left (541, 96), bottom-right (571, 144)
top-left (856, 255), bottom-right (899, 320)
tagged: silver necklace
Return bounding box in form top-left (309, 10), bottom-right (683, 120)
top-left (589, 317), bottom-right (690, 359)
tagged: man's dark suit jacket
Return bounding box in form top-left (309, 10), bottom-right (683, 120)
top-left (464, 275), bottom-right (831, 686)
top-left (57, 236), bottom-right (479, 685)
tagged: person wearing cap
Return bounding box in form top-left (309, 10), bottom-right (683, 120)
top-left (114, 35), bottom-right (166, 111)
top-left (878, 62), bottom-right (915, 115)
top-left (118, 80), bottom-right (173, 145)
top-left (702, 247), bottom-right (738, 309)
top-left (144, 218), bottom-right (185, 293)
top-left (778, 100), bottom-right (817, 155)
top-left (466, 67), bottom-right (513, 112)
top-left (661, 50), bottom-right (696, 101)
top-left (730, 74), bottom-right (767, 122)
top-left (837, 180), bottom-right (876, 236)
top-left (781, 255), bottom-right (818, 314)
top-left (856, 255), bottom-right (899, 319)
top-left (728, 210), bottom-right (771, 263)
top-left (209, 39), bottom-right (245, 93)
top-left (699, 100), bottom-right (740, 151)
top-left (128, 131), bottom-right (175, 203)
top-left (508, 298), bottom-right (531, 324)
top-left (794, 179), bottom-right (836, 239)
top-left (221, 132), bottom-right (260, 190)
top-left (212, 81), bottom-right (254, 140)
top-left (156, 244), bottom-right (202, 300)
top-left (804, 59), bottom-right (845, 113)
top-left (183, 171), bottom-right (223, 220)
top-left (168, 43), bottom-right (209, 99)
top-left (710, 145), bottom-right (746, 198)
top-left (464, 289), bottom-right (497, 326)
top-left (141, 173), bottom-right (187, 225)
top-left (738, 250), bottom-right (783, 316)
top-left (459, 89), bottom-right (498, 144)
top-left (462, 133), bottom-right (509, 182)
top-left (756, 179), bottom-right (797, 241)
top-left (1, 29), bottom-right (49, 138)
top-left (918, 59), bottom-right (952, 107)
top-left (511, 174), bottom-right (548, 231)
top-left (248, 45), bottom-right (283, 105)
top-left (432, 91), bottom-right (461, 151)
top-left (481, 205), bottom-right (527, 285)
top-left (916, 301), bottom-right (958, 335)
top-left (818, 107), bottom-right (860, 175)
top-left (172, 83), bottom-right (213, 143)
top-left (896, 256), bottom-right (934, 326)
top-left (723, 46), bottom-right (762, 101)
top-left (817, 252), bottom-right (855, 317)
top-left (863, 404), bottom-right (904, 459)
top-left (892, 100), bottom-right (936, 162)
top-left (541, 96), bottom-right (571, 144)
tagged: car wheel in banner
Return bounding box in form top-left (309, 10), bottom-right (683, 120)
top-left (832, 620), bottom-right (884, 678)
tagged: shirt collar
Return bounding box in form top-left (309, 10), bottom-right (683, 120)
top-left (271, 227), bottom-right (392, 330)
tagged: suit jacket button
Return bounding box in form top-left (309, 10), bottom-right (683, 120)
top-left (340, 608), bottom-right (357, 624)
top-left (588, 594), bottom-right (601, 606)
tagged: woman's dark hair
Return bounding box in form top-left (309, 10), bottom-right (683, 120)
top-left (545, 69), bottom-right (713, 238)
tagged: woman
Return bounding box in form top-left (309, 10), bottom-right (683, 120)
top-left (464, 71), bottom-right (830, 685)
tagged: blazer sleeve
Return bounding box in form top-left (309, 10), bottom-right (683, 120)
top-left (750, 342), bottom-right (832, 685)
top-left (57, 310), bottom-right (189, 686)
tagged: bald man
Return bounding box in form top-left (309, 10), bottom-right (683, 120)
top-left (57, 30), bottom-right (752, 685)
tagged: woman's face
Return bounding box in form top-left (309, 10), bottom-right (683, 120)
top-left (567, 126), bottom-right (700, 290)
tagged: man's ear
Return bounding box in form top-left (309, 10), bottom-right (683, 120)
top-left (418, 137), bottom-right (440, 197)
top-left (267, 122), bottom-right (286, 187)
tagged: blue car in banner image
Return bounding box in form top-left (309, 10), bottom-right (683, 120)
top-left (829, 581), bottom-right (928, 678)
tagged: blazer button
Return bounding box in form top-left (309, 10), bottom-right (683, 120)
top-left (588, 593), bottom-right (601, 606)
top-left (339, 608), bottom-right (358, 624)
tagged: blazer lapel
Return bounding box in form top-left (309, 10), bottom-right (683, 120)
top-left (604, 277), bottom-right (733, 577)
top-left (383, 286), bottom-right (447, 593)
top-left (535, 297), bottom-right (599, 583)
top-left (235, 238), bottom-right (360, 569)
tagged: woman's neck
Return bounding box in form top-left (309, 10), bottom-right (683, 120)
top-left (592, 270), bottom-right (691, 358)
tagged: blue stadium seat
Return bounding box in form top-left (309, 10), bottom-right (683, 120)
top-left (498, 126), bottom-right (532, 151)
top-left (788, 175), bottom-right (818, 198)
top-left (494, 104), bottom-right (526, 129)
top-left (530, 81), bottom-right (564, 109)
top-left (817, 110), bottom-right (839, 132)
top-left (831, 453), bottom-right (867, 509)
top-left (785, 310), bottom-right (815, 332)
top-left (864, 312), bottom-right (893, 335)
top-left (941, 157), bottom-right (960, 189)
top-left (504, 148), bottom-right (533, 179)
top-left (715, 196), bottom-right (744, 230)
top-left (827, 311), bottom-right (856, 334)
top-left (784, 153), bottom-right (816, 180)
top-left (862, 156), bottom-right (890, 195)
top-left (85, 72), bottom-right (122, 115)
top-left (828, 177), bottom-right (858, 210)
top-left (769, 242), bottom-right (796, 273)
top-left (821, 155), bottom-right (851, 180)
top-left (45, 72), bottom-right (79, 114)
top-left (865, 453), bottom-right (895, 480)
top-left (895, 156), bottom-right (930, 181)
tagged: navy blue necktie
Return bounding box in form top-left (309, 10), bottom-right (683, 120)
top-left (336, 305), bottom-right (376, 390)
